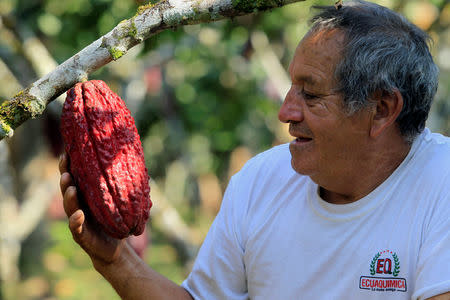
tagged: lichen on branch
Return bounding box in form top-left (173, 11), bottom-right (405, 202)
top-left (232, 0), bottom-right (285, 13)
top-left (0, 89), bottom-right (44, 137)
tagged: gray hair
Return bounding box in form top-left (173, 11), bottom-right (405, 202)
top-left (309, 0), bottom-right (439, 142)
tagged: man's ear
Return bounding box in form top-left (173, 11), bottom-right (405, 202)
top-left (369, 89), bottom-right (404, 138)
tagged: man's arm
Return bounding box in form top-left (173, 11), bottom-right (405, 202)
top-left (427, 292), bottom-right (450, 300)
top-left (60, 154), bottom-right (193, 300)
top-left (93, 242), bottom-right (193, 299)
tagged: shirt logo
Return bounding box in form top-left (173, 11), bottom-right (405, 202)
top-left (359, 250), bottom-right (407, 292)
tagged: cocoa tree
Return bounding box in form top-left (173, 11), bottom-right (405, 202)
top-left (0, 0), bottom-right (305, 141)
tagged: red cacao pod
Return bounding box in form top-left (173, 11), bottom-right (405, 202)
top-left (60, 80), bottom-right (151, 239)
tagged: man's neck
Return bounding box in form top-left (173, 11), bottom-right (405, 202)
top-left (319, 136), bottom-right (412, 205)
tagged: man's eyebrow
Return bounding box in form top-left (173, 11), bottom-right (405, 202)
top-left (288, 64), bottom-right (318, 86)
top-left (295, 75), bottom-right (317, 86)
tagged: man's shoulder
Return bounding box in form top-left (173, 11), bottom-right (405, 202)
top-left (236, 143), bottom-right (293, 178)
top-left (251, 143), bottom-right (291, 162)
top-left (230, 143), bottom-right (307, 191)
top-left (226, 143), bottom-right (311, 224)
top-left (420, 129), bottom-right (450, 150)
top-left (415, 129), bottom-right (450, 173)
top-left (407, 129), bottom-right (450, 195)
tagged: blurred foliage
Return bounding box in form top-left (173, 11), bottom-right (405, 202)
top-left (1, 0), bottom-right (449, 299)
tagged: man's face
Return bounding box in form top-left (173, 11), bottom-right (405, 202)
top-left (278, 29), bottom-right (371, 183)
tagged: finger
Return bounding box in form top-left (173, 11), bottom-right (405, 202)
top-left (69, 210), bottom-right (85, 238)
top-left (63, 186), bottom-right (80, 217)
top-left (60, 172), bottom-right (74, 195)
top-left (59, 153), bottom-right (69, 174)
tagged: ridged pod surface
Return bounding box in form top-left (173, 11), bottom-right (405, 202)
top-left (60, 80), bottom-right (151, 239)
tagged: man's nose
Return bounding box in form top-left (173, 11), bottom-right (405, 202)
top-left (278, 87), bottom-right (304, 123)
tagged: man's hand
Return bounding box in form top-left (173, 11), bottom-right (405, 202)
top-left (59, 153), bottom-right (125, 269)
top-left (59, 153), bottom-right (193, 299)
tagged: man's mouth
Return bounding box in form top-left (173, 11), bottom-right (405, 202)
top-left (294, 137), bottom-right (313, 143)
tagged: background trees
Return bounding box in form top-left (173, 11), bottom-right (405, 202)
top-left (0, 0), bottom-right (449, 299)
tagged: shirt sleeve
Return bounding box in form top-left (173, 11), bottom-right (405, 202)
top-left (181, 176), bottom-right (249, 300)
top-left (412, 190), bottom-right (450, 300)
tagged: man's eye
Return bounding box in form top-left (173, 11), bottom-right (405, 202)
top-left (302, 90), bottom-right (318, 100)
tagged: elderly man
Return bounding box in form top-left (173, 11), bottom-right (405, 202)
top-left (59, 1), bottom-right (450, 299)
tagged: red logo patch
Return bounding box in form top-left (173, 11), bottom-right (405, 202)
top-left (360, 250), bottom-right (407, 292)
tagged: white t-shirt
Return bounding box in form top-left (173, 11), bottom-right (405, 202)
top-left (182, 129), bottom-right (450, 300)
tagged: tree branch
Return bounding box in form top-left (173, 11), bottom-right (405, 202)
top-left (1, 16), bottom-right (66, 116)
top-left (0, 16), bottom-right (65, 118)
top-left (0, 0), bottom-right (304, 140)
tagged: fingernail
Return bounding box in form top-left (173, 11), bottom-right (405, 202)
top-left (73, 210), bottom-right (82, 218)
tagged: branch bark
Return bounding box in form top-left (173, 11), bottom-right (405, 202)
top-left (2, 16), bottom-right (66, 115)
top-left (0, 0), bottom-right (305, 140)
top-left (0, 15), bottom-right (65, 116)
